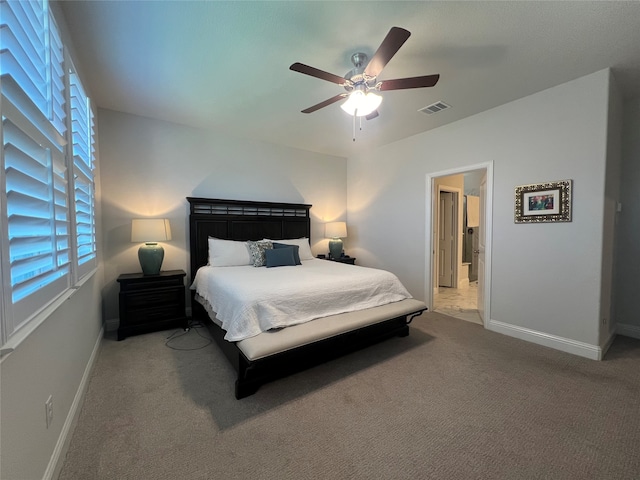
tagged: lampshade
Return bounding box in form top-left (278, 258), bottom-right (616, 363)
top-left (131, 218), bottom-right (172, 242)
top-left (131, 218), bottom-right (171, 275)
top-left (325, 221), bottom-right (347, 239)
top-left (340, 91), bottom-right (382, 117)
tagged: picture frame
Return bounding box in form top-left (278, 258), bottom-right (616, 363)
top-left (514, 179), bottom-right (572, 223)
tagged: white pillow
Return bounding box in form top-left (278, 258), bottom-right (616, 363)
top-left (208, 237), bottom-right (251, 267)
top-left (264, 237), bottom-right (314, 260)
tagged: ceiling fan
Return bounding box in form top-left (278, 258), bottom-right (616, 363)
top-left (290, 27), bottom-right (440, 121)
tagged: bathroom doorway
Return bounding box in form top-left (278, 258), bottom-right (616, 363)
top-left (426, 163), bottom-right (493, 326)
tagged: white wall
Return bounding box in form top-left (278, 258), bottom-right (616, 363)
top-left (615, 98), bottom-right (640, 338)
top-left (98, 109), bottom-right (347, 321)
top-left (0, 5), bottom-right (105, 479)
top-left (347, 69), bottom-right (616, 358)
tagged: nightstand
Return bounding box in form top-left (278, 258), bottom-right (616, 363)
top-left (117, 270), bottom-right (187, 340)
top-left (324, 256), bottom-right (356, 265)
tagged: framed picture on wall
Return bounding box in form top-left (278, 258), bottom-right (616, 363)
top-left (514, 179), bottom-right (572, 223)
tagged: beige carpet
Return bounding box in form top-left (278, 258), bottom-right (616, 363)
top-left (58, 313), bottom-right (640, 480)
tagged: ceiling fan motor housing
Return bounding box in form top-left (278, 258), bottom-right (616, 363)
top-left (344, 52), bottom-right (377, 92)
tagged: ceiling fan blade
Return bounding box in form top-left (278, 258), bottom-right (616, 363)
top-left (301, 93), bottom-right (347, 114)
top-left (379, 74), bottom-right (440, 91)
top-left (364, 27), bottom-right (411, 78)
top-left (366, 110), bottom-right (379, 120)
top-left (290, 62), bottom-right (347, 85)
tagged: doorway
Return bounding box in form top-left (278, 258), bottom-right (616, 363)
top-left (426, 163), bottom-right (493, 326)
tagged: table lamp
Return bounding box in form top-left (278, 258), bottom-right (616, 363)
top-left (325, 221), bottom-right (347, 259)
top-left (131, 218), bottom-right (171, 275)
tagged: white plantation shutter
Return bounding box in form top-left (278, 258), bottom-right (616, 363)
top-left (70, 70), bottom-right (96, 276)
top-left (49, 12), bottom-right (66, 138)
top-left (1, 0), bottom-right (49, 117)
top-left (1, 0), bottom-right (95, 346)
top-left (1, 0), bottom-right (66, 140)
top-left (2, 114), bottom-right (70, 335)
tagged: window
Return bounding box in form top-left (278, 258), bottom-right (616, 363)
top-left (1, 0), bottom-right (97, 346)
top-left (70, 67), bottom-right (97, 277)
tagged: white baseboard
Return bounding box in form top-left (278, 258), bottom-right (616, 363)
top-left (487, 319), bottom-right (603, 360)
top-left (43, 326), bottom-right (104, 480)
top-left (617, 322), bottom-right (640, 340)
top-left (599, 330), bottom-right (616, 359)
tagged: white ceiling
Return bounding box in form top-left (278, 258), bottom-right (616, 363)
top-left (58, 1), bottom-right (640, 158)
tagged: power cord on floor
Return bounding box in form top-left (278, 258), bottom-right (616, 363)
top-left (165, 320), bottom-right (213, 351)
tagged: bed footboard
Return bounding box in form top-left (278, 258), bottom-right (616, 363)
top-left (235, 314), bottom-right (411, 398)
top-left (201, 308), bottom-right (422, 399)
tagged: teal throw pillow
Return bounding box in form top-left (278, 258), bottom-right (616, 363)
top-left (265, 247), bottom-right (297, 267)
top-left (272, 243), bottom-right (301, 265)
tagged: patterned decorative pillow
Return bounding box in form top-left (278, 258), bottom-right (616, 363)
top-left (246, 240), bottom-right (273, 267)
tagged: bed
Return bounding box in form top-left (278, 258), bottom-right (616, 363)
top-left (187, 197), bottom-right (426, 398)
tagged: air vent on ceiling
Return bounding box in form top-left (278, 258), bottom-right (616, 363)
top-left (418, 101), bottom-right (451, 115)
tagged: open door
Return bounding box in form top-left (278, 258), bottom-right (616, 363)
top-left (438, 191), bottom-right (455, 287)
top-left (477, 171), bottom-right (487, 322)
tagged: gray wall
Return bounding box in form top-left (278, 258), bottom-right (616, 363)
top-left (615, 98), bottom-right (640, 337)
top-left (98, 109), bottom-right (347, 322)
top-left (347, 69), bottom-right (617, 358)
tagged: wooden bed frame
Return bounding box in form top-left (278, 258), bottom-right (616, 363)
top-left (187, 197), bottom-right (425, 398)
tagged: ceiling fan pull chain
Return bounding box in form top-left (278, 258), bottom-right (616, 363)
top-left (352, 112), bottom-right (356, 141)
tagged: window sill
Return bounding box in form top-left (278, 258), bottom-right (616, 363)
top-left (0, 268), bottom-right (98, 361)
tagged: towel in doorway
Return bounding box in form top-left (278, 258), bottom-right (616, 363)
top-left (466, 195), bottom-right (480, 227)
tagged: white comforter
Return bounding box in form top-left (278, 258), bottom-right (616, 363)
top-left (191, 259), bottom-right (412, 341)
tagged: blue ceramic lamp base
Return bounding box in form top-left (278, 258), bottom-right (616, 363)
top-left (329, 238), bottom-right (343, 259)
top-left (138, 242), bottom-right (164, 275)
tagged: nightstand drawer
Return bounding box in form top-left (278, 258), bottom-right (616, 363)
top-left (117, 270), bottom-right (187, 340)
top-left (119, 276), bottom-right (184, 292)
top-left (122, 286), bottom-right (183, 310)
top-left (123, 303), bottom-right (184, 325)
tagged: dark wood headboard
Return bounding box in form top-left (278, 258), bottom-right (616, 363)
top-left (186, 197), bottom-right (312, 282)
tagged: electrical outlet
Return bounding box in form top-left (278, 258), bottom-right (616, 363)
top-left (45, 395), bottom-right (53, 429)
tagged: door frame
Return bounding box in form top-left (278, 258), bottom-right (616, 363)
top-left (425, 161), bottom-right (494, 327)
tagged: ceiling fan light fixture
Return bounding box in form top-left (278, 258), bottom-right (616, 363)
top-left (340, 90), bottom-right (382, 117)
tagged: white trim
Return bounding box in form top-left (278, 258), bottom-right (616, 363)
top-left (0, 268), bottom-right (98, 360)
top-left (600, 331), bottom-right (616, 359)
top-left (43, 326), bottom-right (104, 480)
top-left (425, 161), bottom-right (493, 326)
top-left (488, 319), bottom-right (603, 360)
top-left (617, 322), bottom-right (640, 340)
